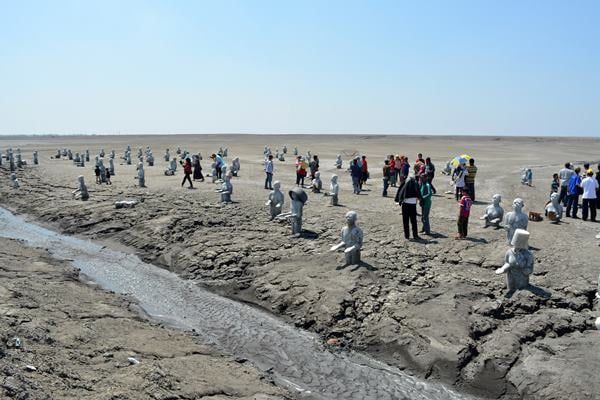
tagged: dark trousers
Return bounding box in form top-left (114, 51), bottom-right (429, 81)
top-left (582, 198), bottom-right (597, 221)
top-left (559, 186), bottom-right (568, 206)
top-left (401, 203), bottom-right (419, 239)
top-left (181, 173), bottom-right (193, 188)
top-left (467, 182), bottom-right (475, 201)
top-left (383, 178), bottom-right (389, 196)
top-left (566, 194), bottom-right (579, 217)
top-left (457, 216), bottom-right (469, 237)
top-left (296, 173), bottom-right (304, 186)
top-left (430, 176), bottom-right (436, 194)
top-left (265, 172), bottom-right (273, 189)
top-left (455, 186), bottom-right (463, 201)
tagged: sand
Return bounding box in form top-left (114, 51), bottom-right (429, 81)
top-left (1, 134), bottom-right (599, 399)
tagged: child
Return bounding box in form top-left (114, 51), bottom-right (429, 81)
top-left (94, 164), bottom-right (101, 184)
top-left (456, 188), bottom-right (472, 240)
top-left (105, 167), bottom-right (112, 185)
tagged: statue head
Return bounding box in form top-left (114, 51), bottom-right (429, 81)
top-left (137, 162), bottom-right (144, 170)
top-left (289, 187), bottom-right (308, 204)
top-left (345, 211), bottom-right (358, 225)
top-left (331, 174), bottom-right (338, 184)
top-left (492, 194), bottom-right (502, 206)
top-left (77, 175), bottom-right (85, 185)
top-left (273, 181), bottom-right (281, 191)
top-left (315, 171), bottom-right (320, 178)
top-left (511, 228), bottom-right (529, 249)
top-left (550, 192), bottom-right (559, 204)
top-left (10, 173), bottom-right (16, 181)
top-left (512, 198), bottom-right (524, 212)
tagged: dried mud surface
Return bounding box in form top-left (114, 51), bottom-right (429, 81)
top-left (2, 134), bottom-right (600, 399)
top-left (0, 237), bottom-right (289, 400)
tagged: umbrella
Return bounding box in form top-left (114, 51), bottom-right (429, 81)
top-left (450, 154), bottom-right (471, 167)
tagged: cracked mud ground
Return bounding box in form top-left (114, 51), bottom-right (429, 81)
top-left (0, 237), bottom-right (290, 400)
top-left (2, 134), bottom-right (600, 399)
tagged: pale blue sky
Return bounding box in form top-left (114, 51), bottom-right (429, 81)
top-left (0, 0), bottom-right (598, 136)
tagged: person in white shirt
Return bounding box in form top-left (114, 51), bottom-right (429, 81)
top-left (581, 169), bottom-right (599, 221)
top-left (558, 163), bottom-right (575, 206)
top-left (264, 155), bottom-right (274, 190)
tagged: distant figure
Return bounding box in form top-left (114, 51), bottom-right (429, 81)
top-left (566, 167), bottom-right (582, 218)
top-left (550, 173), bottom-right (560, 198)
top-left (350, 158), bottom-right (362, 194)
top-left (425, 157), bottom-right (436, 194)
top-left (193, 155), bottom-right (204, 181)
top-left (521, 168), bottom-right (533, 186)
top-left (452, 163), bottom-right (467, 201)
top-left (264, 154), bottom-right (274, 190)
top-left (309, 155), bottom-right (320, 180)
top-left (360, 155), bottom-right (369, 189)
top-left (395, 176), bottom-right (422, 240)
top-left (382, 159), bottom-right (391, 197)
top-left (466, 158), bottom-right (477, 201)
top-left (581, 169), bottom-right (598, 221)
top-left (181, 157), bottom-right (193, 188)
top-left (419, 174), bottom-right (433, 235)
top-left (456, 188), bottom-right (472, 240)
top-left (295, 156), bottom-right (307, 187)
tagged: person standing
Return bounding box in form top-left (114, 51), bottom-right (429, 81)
top-left (193, 155), bottom-right (204, 182)
top-left (419, 174), bottom-right (432, 235)
top-left (425, 157), bottom-right (436, 194)
top-left (558, 162), bottom-right (575, 207)
top-left (466, 158), bottom-right (478, 201)
top-left (452, 163), bottom-right (467, 201)
top-left (382, 159), bottom-right (391, 197)
top-left (360, 155), bottom-right (369, 189)
top-left (581, 169), bottom-right (598, 221)
top-left (350, 158), bottom-right (362, 194)
top-left (550, 173), bottom-right (560, 197)
top-left (309, 155), bottom-right (319, 180)
top-left (566, 167), bottom-right (582, 218)
top-left (394, 155), bottom-right (402, 186)
top-left (456, 188), bottom-right (472, 240)
top-left (395, 175), bottom-right (422, 240)
top-left (264, 154), bottom-right (274, 190)
top-left (389, 155), bottom-right (397, 187)
top-left (181, 157), bottom-right (193, 188)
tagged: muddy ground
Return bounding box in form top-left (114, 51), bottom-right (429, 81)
top-left (0, 235), bottom-right (290, 399)
top-left (1, 134), bottom-right (599, 399)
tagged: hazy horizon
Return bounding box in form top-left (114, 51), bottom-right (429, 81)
top-left (1, 1), bottom-right (598, 137)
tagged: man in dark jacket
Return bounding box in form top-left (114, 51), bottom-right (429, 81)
top-left (395, 176), bottom-right (422, 240)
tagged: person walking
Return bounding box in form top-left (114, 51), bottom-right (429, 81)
top-left (456, 188), bottom-right (472, 240)
top-left (181, 157), bottom-right (193, 188)
top-left (395, 175), bottom-right (422, 240)
top-left (309, 155), bottom-right (319, 180)
top-left (360, 155), bottom-right (369, 189)
top-left (566, 167), bottom-right (582, 218)
top-left (466, 158), bottom-right (477, 201)
top-left (394, 155), bottom-right (402, 186)
top-left (419, 174), bottom-right (432, 235)
top-left (382, 159), bottom-right (391, 197)
top-left (264, 154), bottom-right (274, 190)
top-left (350, 158), bottom-right (362, 194)
top-left (559, 162), bottom-right (575, 207)
top-left (193, 155), bottom-right (204, 182)
top-left (389, 155), bottom-right (397, 187)
top-left (581, 169), bottom-right (598, 221)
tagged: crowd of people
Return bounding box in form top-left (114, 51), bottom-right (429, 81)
top-left (555, 162), bottom-right (600, 221)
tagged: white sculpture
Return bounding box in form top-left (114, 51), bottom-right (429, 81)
top-left (293, 147), bottom-right (298, 156)
top-left (481, 194), bottom-right (504, 228)
top-left (504, 198), bottom-right (528, 244)
top-left (545, 192), bottom-right (563, 223)
top-left (109, 158), bottom-right (115, 176)
top-left (164, 149), bottom-right (170, 162)
top-left (495, 229), bottom-right (534, 292)
top-left (311, 171), bottom-right (322, 193)
top-left (329, 174), bottom-right (339, 206)
top-left (231, 157), bottom-right (241, 177)
top-left (335, 155), bottom-right (343, 169)
top-left (33, 151), bottom-right (38, 165)
top-left (72, 175), bottom-right (89, 201)
top-left (10, 173), bottom-right (20, 189)
top-left (136, 162), bottom-right (146, 187)
top-left (330, 211), bottom-right (363, 266)
top-left (217, 173), bottom-right (233, 203)
top-left (276, 187), bottom-right (308, 235)
top-left (266, 181), bottom-right (284, 220)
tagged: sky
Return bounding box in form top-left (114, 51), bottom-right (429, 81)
top-left (0, 0), bottom-right (598, 136)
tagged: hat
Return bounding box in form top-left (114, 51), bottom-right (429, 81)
top-left (289, 187), bottom-right (308, 204)
top-left (511, 229), bottom-right (530, 249)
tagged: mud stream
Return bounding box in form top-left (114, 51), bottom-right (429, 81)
top-left (0, 207), bottom-right (475, 400)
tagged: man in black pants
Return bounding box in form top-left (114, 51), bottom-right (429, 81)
top-left (395, 176), bottom-right (422, 240)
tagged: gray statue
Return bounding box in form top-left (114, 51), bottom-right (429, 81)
top-left (335, 155), bottom-right (343, 169)
top-left (276, 187), bottom-right (308, 235)
top-left (16, 153), bottom-right (23, 168)
top-left (85, 150), bottom-right (90, 162)
top-left (33, 151), bottom-right (38, 165)
top-left (146, 151), bottom-right (155, 166)
top-left (176, 147), bottom-right (182, 155)
top-left (311, 171), bottom-right (322, 193)
top-left (164, 149), bottom-right (170, 162)
top-left (67, 149), bottom-right (73, 161)
top-left (293, 147), bottom-right (298, 156)
top-left (100, 148), bottom-right (105, 158)
top-left (329, 174), bottom-right (339, 206)
top-left (137, 148), bottom-right (143, 159)
top-left (10, 173), bottom-right (20, 189)
top-left (545, 192), bottom-right (563, 223)
top-left (223, 148), bottom-right (228, 157)
top-left (170, 158), bottom-right (177, 173)
top-left (266, 181), bottom-right (284, 220)
top-left (72, 175), bottom-right (89, 201)
top-left (110, 150), bottom-right (115, 159)
top-left (136, 162), bottom-right (146, 187)
top-left (495, 229), bottom-right (534, 292)
top-left (125, 151), bottom-right (131, 165)
top-left (55, 149), bottom-right (61, 159)
top-left (109, 158), bottom-right (115, 176)
top-left (481, 194), bottom-right (504, 228)
top-left (220, 164), bottom-right (227, 180)
top-left (278, 152), bottom-right (285, 162)
top-left (263, 146), bottom-right (269, 156)
top-left (231, 157), bottom-right (241, 177)
top-left (217, 173), bottom-right (233, 203)
top-left (210, 161), bottom-right (217, 183)
top-left (330, 211), bottom-right (364, 266)
top-left (98, 158), bottom-right (107, 183)
top-left (504, 198), bottom-right (528, 244)
top-left (282, 145), bottom-right (287, 154)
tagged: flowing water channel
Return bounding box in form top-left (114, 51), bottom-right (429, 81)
top-left (0, 207), bottom-right (476, 400)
